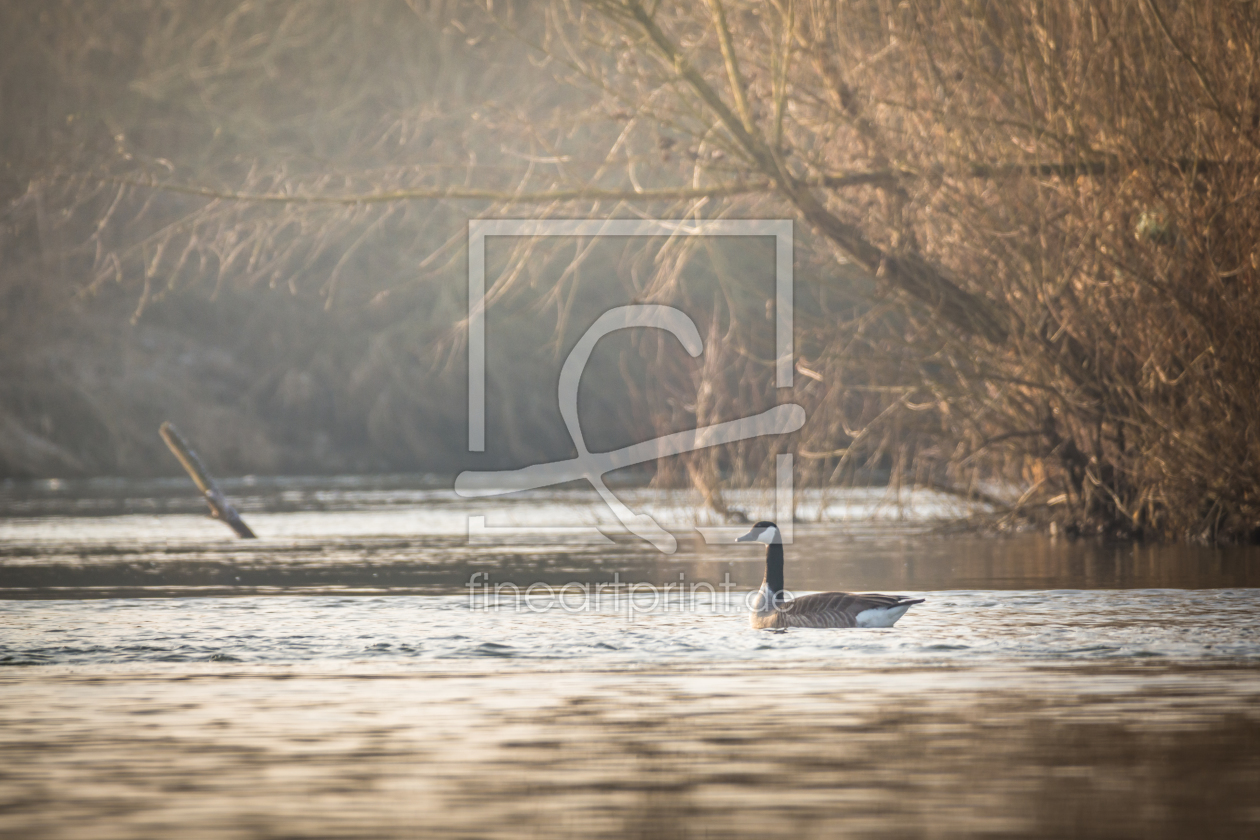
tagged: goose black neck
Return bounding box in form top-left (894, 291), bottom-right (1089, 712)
top-left (763, 543), bottom-right (785, 604)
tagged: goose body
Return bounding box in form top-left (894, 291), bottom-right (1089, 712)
top-left (738, 521), bottom-right (924, 630)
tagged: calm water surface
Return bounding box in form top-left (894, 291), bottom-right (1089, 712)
top-left (2, 477), bottom-right (1259, 838)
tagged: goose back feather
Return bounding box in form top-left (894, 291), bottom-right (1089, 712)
top-left (751, 590), bottom-right (925, 629)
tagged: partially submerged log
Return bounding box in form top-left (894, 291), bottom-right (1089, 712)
top-left (159, 421), bottom-right (257, 538)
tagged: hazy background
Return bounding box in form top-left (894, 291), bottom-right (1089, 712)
top-left (4, 0), bottom-right (1260, 540)
top-left (0, 3), bottom-right (835, 489)
top-left (1, 3), bottom-right (576, 478)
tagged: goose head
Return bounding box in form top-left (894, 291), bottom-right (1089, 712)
top-left (736, 521), bottom-right (781, 545)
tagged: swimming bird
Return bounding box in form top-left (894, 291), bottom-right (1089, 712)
top-left (737, 521), bottom-right (925, 629)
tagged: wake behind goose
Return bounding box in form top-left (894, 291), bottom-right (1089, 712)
top-left (737, 521), bottom-right (924, 630)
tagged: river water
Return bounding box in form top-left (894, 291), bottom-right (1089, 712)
top-left (2, 476), bottom-right (1259, 838)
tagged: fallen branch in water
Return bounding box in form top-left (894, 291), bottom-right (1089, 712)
top-left (159, 421), bottom-right (256, 539)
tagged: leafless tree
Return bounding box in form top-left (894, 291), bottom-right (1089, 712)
top-left (6, 0), bottom-right (1260, 541)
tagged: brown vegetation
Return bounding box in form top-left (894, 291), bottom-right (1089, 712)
top-left (4, 1), bottom-right (1260, 541)
top-left (512, 0), bottom-right (1260, 540)
top-left (0, 3), bottom-right (580, 476)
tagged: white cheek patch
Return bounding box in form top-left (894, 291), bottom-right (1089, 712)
top-left (757, 526), bottom-right (780, 545)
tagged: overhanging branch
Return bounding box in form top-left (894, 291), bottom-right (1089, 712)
top-left (72, 175), bottom-right (772, 205)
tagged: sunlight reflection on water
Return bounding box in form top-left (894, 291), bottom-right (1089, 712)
top-left (2, 478), bottom-right (1259, 838)
top-left (2, 589), bottom-right (1260, 667)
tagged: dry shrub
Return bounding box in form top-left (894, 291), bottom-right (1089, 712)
top-left (6, 0), bottom-right (1260, 542)
top-left (520, 0), bottom-right (1260, 540)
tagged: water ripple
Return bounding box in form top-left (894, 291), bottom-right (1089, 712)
top-left (2, 589), bottom-right (1258, 669)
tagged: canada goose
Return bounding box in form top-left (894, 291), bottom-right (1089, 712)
top-left (737, 521), bottom-right (925, 629)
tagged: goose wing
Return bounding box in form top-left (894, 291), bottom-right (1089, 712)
top-left (778, 592), bottom-right (925, 628)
